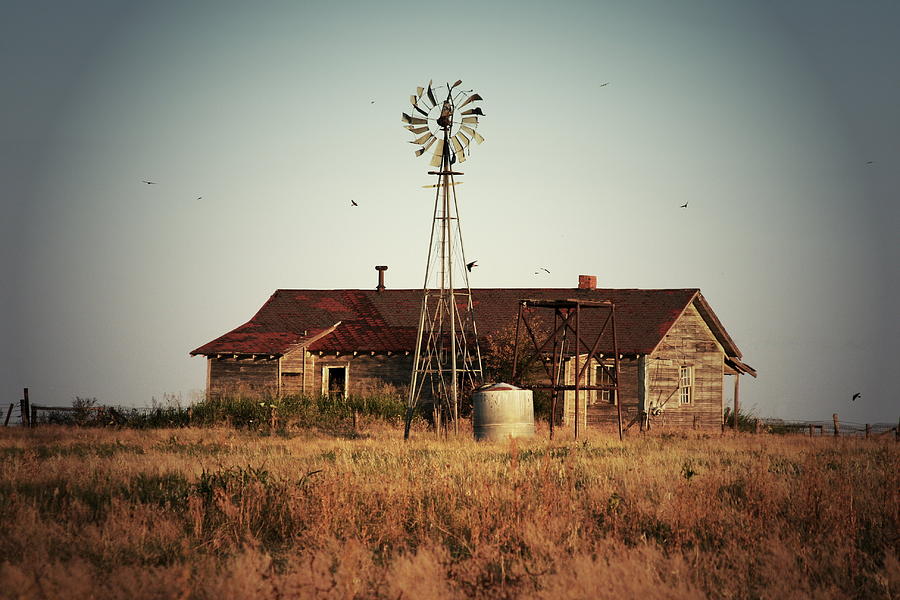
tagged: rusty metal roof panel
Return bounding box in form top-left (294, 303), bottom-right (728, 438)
top-left (190, 288), bottom-right (719, 357)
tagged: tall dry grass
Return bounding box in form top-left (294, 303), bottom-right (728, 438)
top-left (0, 423), bottom-right (897, 599)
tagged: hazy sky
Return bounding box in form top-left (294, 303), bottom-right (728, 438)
top-left (2, 1), bottom-right (897, 423)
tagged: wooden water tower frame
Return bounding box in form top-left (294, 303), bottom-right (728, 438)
top-left (510, 299), bottom-right (623, 441)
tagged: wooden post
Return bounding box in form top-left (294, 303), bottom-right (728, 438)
top-left (733, 374), bottom-right (740, 431)
top-left (832, 413), bottom-right (840, 437)
top-left (808, 424), bottom-right (814, 437)
top-left (754, 418), bottom-right (760, 434)
top-left (574, 304), bottom-right (580, 441)
top-left (865, 423), bottom-right (871, 439)
top-left (352, 409), bottom-right (358, 432)
top-left (31, 405), bottom-right (37, 427)
top-left (693, 415), bottom-right (699, 430)
top-left (4, 404), bottom-right (13, 426)
top-left (20, 388), bottom-right (30, 427)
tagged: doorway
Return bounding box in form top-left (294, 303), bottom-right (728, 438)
top-left (323, 366), bottom-right (348, 399)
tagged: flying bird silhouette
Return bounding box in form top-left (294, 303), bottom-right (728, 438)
top-left (351, 199), bottom-right (358, 206)
top-left (142, 180), bottom-right (157, 185)
top-left (865, 161), bottom-right (874, 165)
top-left (680, 202), bottom-right (689, 208)
top-left (599, 82), bottom-right (610, 87)
top-left (466, 260), bottom-right (477, 272)
top-left (852, 392), bottom-right (861, 401)
top-left (197, 196), bottom-right (202, 200)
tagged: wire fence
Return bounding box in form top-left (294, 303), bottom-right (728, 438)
top-left (762, 418), bottom-right (897, 438)
top-left (4, 389), bottom-right (898, 440)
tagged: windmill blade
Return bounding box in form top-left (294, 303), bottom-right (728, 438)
top-left (414, 93), bottom-right (434, 110)
top-left (416, 86), bottom-right (425, 98)
top-left (429, 139), bottom-right (445, 167)
top-left (411, 132), bottom-right (434, 145)
top-left (453, 132), bottom-right (471, 163)
top-left (461, 116), bottom-right (479, 124)
top-left (415, 135), bottom-right (437, 156)
top-left (457, 93), bottom-right (483, 109)
top-left (413, 103), bottom-right (429, 117)
top-left (402, 113), bottom-right (428, 125)
top-left (472, 131), bottom-right (485, 144)
top-left (450, 79), bottom-right (463, 90)
top-left (461, 107), bottom-right (485, 116)
top-left (405, 125), bottom-right (430, 134)
top-left (427, 81), bottom-right (437, 106)
top-left (450, 135), bottom-right (464, 155)
top-left (460, 125), bottom-right (477, 138)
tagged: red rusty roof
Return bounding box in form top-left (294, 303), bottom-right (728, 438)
top-left (190, 287), bottom-right (744, 359)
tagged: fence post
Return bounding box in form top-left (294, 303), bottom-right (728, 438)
top-left (865, 423), bottom-right (871, 439)
top-left (754, 419), bottom-right (761, 434)
top-left (832, 413), bottom-right (840, 437)
top-left (808, 424), bottom-right (813, 437)
top-left (4, 404), bottom-right (12, 426)
top-left (31, 405), bottom-right (37, 427)
top-left (20, 388), bottom-right (30, 427)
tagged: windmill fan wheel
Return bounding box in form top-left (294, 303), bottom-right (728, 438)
top-left (401, 79), bottom-right (485, 168)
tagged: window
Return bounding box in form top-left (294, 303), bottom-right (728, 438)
top-left (592, 364), bottom-right (616, 405)
top-left (679, 366), bottom-right (693, 404)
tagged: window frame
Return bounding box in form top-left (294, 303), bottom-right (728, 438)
top-left (679, 365), bottom-right (694, 405)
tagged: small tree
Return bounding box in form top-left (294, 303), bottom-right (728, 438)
top-left (482, 312), bottom-right (553, 384)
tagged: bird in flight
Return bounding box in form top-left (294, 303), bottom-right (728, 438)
top-left (680, 202), bottom-right (689, 208)
top-left (370, 100), bottom-right (375, 104)
top-left (142, 180), bottom-right (157, 185)
top-left (599, 82), bottom-right (610, 87)
top-left (197, 196), bottom-right (202, 200)
top-left (351, 199), bottom-right (358, 206)
top-left (865, 161), bottom-right (874, 165)
top-left (534, 267), bottom-right (550, 275)
top-left (852, 392), bottom-right (861, 401)
top-left (466, 260), bottom-right (477, 272)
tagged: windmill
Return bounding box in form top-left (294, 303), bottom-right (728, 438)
top-left (402, 80), bottom-right (485, 439)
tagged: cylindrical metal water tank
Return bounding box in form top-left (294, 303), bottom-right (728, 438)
top-left (472, 383), bottom-right (535, 441)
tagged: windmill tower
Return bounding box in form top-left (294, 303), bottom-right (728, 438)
top-left (401, 80), bottom-right (486, 438)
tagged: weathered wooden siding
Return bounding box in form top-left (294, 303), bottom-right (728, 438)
top-left (280, 350), bottom-right (413, 397)
top-left (280, 347), bottom-right (316, 396)
top-left (207, 357), bottom-right (279, 397)
top-left (562, 358), bottom-right (641, 432)
top-left (645, 301), bottom-right (724, 430)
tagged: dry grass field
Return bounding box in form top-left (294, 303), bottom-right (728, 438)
top-left (0, 422), bottom-right (897, 599)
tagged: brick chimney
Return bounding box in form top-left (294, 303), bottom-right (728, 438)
top-left (578, 275), bottom-right (597, 289)
top-left (375, 265), bottom-right (388, 292)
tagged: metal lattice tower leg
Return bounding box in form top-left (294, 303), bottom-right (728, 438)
top-left (404, 127), bottom-right (483, 439)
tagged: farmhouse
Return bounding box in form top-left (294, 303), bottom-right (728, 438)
top-left (190, 274), bottom-right (755, 431)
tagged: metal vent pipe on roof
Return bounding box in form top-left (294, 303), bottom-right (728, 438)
top-left (376, 265), bottom-right (388, 292)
